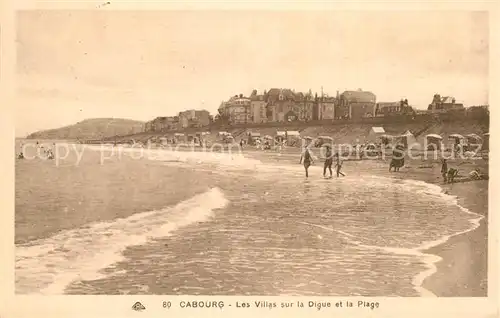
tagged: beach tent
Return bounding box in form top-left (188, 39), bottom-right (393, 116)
top-left (448, 133), bottom-right (466, 145)
top-left (275, 131), bottom-right (287, 142)
top-left (217, 131), bottom-right (232, 142)
top-left (247, 132), bottom-right (261, 145)
top-left (426, 134), bottom-right (443, 150)
top-left (285, 131), bottom-right (301, 146)
top-left (285, 131), bottom-right (301, 141)
top-left (286, 131), bottom-right (301, 137)
top-left (398, 130), bottom-right (417, 148)
top-left (379, 134), bottom-right (394, 146)
top-left (223, 135), bottom-right (234, 143)
top-left (367, 127), bottom-right (385, 143)
top-left (482, 133), bottom-right (489, 151)
top-left (158, 136), bottom-right (168, 145)
top-left (174, 133), bottom-right (186, 143)
top-left (466, 133), bottom-right (482, 145)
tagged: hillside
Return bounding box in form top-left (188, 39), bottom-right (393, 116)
top-left (26, 118), bottom-right (145, 140)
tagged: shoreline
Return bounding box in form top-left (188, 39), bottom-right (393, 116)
top-left (420, 181), bottom-right (488, 297)
top-left (16, 142), bottom-right (489, 296)
top-left (384, 162), bottom-right (488, 297)
top-left (241, 149), bottom-right (489, 297)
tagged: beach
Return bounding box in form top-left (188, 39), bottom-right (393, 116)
top-left (15, 141), bottom-right (488, 296)
top-left (359, 156), bottom-right (488, 297)
top-left (233, 147), bottom-right (490, 297)
top-left (422, 181), bottom-right (488, 297)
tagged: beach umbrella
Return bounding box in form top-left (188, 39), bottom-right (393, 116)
top-left (426, 134), bottom-right (443, 140)
top-left (426, 134), bottom-right (443, 150)
top-left (448, 133), bottom-right (465, 140)
top-left (319, 136), bottom-right (333, 140)
top-left (466, 133), bottom-right (481, 139)
top-left (466, 133), bottom-right (482, 143)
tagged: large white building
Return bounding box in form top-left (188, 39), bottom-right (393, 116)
top-left (219, 95), bottom-right (252, 125)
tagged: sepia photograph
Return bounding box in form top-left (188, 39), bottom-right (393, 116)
top-left (12, 8), bottom-right (491, 301)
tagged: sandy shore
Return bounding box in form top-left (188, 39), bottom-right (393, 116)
top-left (367, 157), bottom-right (489, 297)
top-left (421, 179), bottom-right (488, 297)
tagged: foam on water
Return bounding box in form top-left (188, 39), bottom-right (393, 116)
top-left (39, 144), bottom-right (485, 296)
top-left (15, 187), bottom-right (229, 295)
top-left (297, 175), bottom-right (485, 297)
top-left (87, 144), bottom-right (264, 168)
top-left (139, 149), bottom-right (485, 297)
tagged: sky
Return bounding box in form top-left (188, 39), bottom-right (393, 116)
top-left (15, 10), bottom-right (489, 137)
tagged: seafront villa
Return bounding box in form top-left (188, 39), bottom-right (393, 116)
top-left (143, 88), bottom-right (488, 133)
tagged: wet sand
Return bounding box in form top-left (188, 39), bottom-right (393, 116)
top-left (384, 158), bottom-right (488, 297)
top-left (250, 148), bottom-right (490, 297)
top-left (421, 181), bottom-right (488, 297)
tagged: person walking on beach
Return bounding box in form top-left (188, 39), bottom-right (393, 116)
top-left (323, 145), bottom-right (333, 178)
top-left (441, 158), bottom-right (448, 183)
top-left (334, 153), bottom-right (345, 177)
top-left (300, 146), bottom-right (314, 178)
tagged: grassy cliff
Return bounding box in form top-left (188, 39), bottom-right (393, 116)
top-left (26, 118), bottom-right (145, 140)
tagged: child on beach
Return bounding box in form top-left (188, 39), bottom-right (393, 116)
top-left (300, 147), bottom-right (314, 178)
top-left (334, 153), bottom-right (345, 177)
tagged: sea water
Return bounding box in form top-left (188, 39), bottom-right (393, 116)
top-left (15, 142), bottom-right (484, 296)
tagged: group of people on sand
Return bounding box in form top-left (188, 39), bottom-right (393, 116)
top-left (441, 158), bottom-right (488, 184)
top-left (17, 141), bottom-right (55, 160)
top-left (299, 145), bottom-right (344, 179)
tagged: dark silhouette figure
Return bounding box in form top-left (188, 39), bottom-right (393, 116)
top-left (441, 159), bottom-right (448, 183)
top-left (300, 147), bottom-right (314, 178)
top-left (323, 145), bottom-right (333, 178)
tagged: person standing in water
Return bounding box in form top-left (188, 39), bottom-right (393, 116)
top-left (334, 153), bottom-right (345, 177)
top-left (300, 146), bottom-right (314, 178)
top-left (441, 158), bottom-right (448, 183)
top-left (323, 145), bottom-right (333, 178)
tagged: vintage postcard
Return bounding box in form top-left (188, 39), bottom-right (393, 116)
top-left (1, 1), bottom-right (499, 317)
